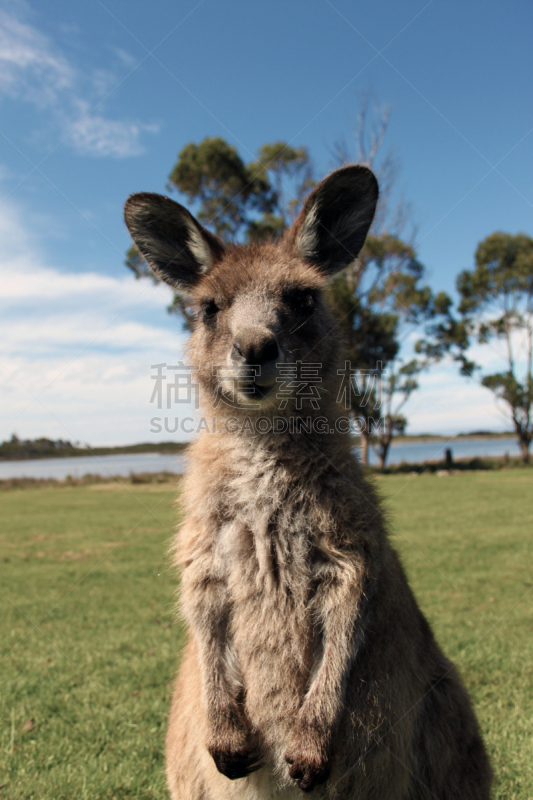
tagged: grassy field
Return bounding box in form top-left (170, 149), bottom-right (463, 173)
top-left (0, 472), bottom-right (531, 799)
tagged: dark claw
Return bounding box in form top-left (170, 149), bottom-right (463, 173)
top-left (211, 747), bottom-right (265, 780)
top-left (288, 760), bottom-right (330, 792)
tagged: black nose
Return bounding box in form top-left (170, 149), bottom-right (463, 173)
top-left (231, 333), bottom-right (279, 366)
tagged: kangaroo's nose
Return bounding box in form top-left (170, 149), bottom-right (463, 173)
top-left (231, 329), bottom-right (280, 367)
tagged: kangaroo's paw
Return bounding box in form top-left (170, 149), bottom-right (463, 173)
top-left (208, 725), bottom-right (264, 781)
top-left (285, 728), bottom-right (330, 792)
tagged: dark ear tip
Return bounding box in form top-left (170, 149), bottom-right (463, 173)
top-left (335, 163), bottom-right (376, 178)
top-left (124, 192), bottom-right (167, 213)
top-left (124, 193), bottom-right (178, 230)
top-left (333, 164), bottom-right (379, 196)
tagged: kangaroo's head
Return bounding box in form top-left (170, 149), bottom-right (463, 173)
top-left (125, 166), bottom-right (378, 417)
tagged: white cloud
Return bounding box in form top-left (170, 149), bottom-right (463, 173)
top-left (111, 46), bottom-right (137, 70)
top-left (0, 9), bottom-right (74, 104)
top-left (0, 199), bottom-right (190, 445)
top-left (0, 5), bottom-right (158, 157)
top-left (390, 313), bottom-right (529, 435)
top-left (0, 201), bottom-right (159, 305)
top-left (68, 110), bottom-right (159, 159)
top-left (403, 359), bottom-right (512, 435)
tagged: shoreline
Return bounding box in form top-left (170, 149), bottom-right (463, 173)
top-left (1, 452), bottom-right (529, 490)
top-left (0, 441), bottom-right (187, 462)
top-left (387, 432), bottom-right (516, 444)
top-left (0, 433), bottom-right (517, 461)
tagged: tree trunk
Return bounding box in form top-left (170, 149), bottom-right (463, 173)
top-left (513, 418), bottom-right (531, 463)
top-left (378, 435), bottom-right (392, 468)
top-left (519, 434), bottom-right (530, 463)
top-left (360, 431), bottom-right (370, 466)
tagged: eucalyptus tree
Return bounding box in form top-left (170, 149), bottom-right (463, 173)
top-left (426, 232), bottom-right (533, 462)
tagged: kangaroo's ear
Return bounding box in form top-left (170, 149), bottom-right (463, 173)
top-left (288, 166), bottom-right (378, 275)
top-left (124, 193), bottom-right (225, 292)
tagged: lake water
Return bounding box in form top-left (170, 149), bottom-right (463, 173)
top-left (0, 437), bottom-right (520, 479)
top-left (0, 452), bottom-right (188, 480)
top-left (366, 436), bottom-right (520, 466)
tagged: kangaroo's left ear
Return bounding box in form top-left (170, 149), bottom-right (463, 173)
top-left (287, 165), bottom-right (378, 275)
top-left (124, 193), bottom-right (225, 293)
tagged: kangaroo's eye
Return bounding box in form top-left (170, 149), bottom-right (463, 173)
top-left (202, 300), bottom-right (220, 323)
top-left (301, 292), bottom-right (316, 312)
top-left (285, 289), bottom-right (317, 315)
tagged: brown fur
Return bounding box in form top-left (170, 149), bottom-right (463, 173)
top-left (125, 167), bottom-right (492, 799)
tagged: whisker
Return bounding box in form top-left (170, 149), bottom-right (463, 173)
top-left (288, 317), bottom-right (312, 335)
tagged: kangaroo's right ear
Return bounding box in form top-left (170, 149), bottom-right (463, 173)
top-left (287, 165), bottom-right (378, 276)
top-left (124, 193), bottom-right (225, 292)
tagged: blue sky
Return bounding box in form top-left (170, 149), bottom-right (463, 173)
top-left (1, 0), bottom-right (532, 444)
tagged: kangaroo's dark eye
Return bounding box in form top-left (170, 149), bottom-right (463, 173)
top-left (284, 289), bottom-right (317, 315)
top-left (202, 300), bottom-right (220, 323)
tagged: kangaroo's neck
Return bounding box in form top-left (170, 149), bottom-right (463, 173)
top-left (188, 411), bottom-right (361, 503)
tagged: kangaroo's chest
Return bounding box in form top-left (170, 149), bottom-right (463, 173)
top-left (215, 489), bottom-right (319, 682)
top-left (218, 507), bottom-right (314, 609)
top-left (218, 510), bottom-right (319, 728)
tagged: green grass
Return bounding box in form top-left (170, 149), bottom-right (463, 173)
top-left (377, 471), bottom-right (533, 800)
top-left (1, 472), bottom-right (532, 798)
top-left (0, 482), bottom-right (183, 799)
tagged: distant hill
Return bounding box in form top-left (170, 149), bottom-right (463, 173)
top-left (0, 435), bottom-right (187, 461)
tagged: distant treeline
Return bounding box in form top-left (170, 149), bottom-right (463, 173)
top-left (394, 430), bottom-right (514, 442)
top-left (0, 435), bottom-right (187, 461)
top-left (1, 432), bottom-right (513, 461)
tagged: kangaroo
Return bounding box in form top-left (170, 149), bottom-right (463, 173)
top-left (124, 166), bottom-right (492, 800)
